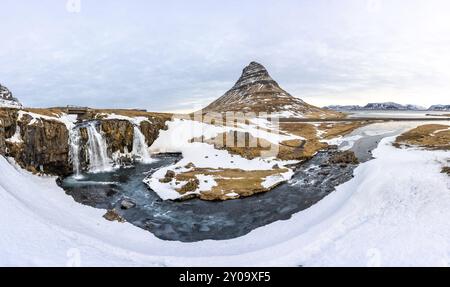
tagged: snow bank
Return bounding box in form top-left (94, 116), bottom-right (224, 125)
top-left (1, 121), bottom-right (449, 266)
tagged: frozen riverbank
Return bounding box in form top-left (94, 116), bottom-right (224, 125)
top-left (0, 121), bottom-right (448, 266)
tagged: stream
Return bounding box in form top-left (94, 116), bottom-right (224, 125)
top-left (59, 149), bottom-right (356, 242)
top-left (60, 121), bottom-right (416, 242)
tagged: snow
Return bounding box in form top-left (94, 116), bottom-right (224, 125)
top-left (0, 98), bottom-right (22, 109)
top-left (17, 111), bottom-right (77, 129)
top-left (1, 120), bottom-right (450, 266)
top-left (322, 121), bottom-right (447, 151)
top-left (196, 174), bottom-right (218, 191)
top-left (261, 169), bottom-right (295, 189)
top-left (102, 113), bottom-right (150, 125)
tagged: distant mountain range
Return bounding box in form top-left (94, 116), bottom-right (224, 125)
top-left (324, 102), bottom-right (449, 111)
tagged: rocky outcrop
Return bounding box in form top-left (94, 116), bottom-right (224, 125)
top-left (329, 150), bottom-right (359, 165)
top-left (100, 120), bottom-right (134, 154)
top-left (1, 110), bottom-right (71, 175)
top-left (139, 117), bottom-right (167, 146)
top-left (0, 109), bottom-right (18, 154)
top-left (12, 115), bottom-right (71, 175)
top-left (0, 84), bottom-right (22, 108)
top-left (1, 107), bottom-right (169, 176)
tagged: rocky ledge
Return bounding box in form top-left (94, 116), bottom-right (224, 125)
top-left (0, 107), bottom-right (169, 176)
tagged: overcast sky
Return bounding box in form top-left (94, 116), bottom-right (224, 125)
top-left (1, 0), bottom-right (449, 112)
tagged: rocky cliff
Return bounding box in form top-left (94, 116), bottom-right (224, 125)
top-left (0, 108), bottom-right (169, 176)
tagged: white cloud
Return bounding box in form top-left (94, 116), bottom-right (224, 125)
top-left (0, 0), bottom-right (449, 110)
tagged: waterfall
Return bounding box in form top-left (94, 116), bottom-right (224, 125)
top-left (132, 126), bottom-right (153, 163)
top-left (86, 122), bottom-right (113, 172)
top-left (68, 128), bottom-right (82, 178)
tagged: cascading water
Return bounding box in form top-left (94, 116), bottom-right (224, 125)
top-left (132, 126), bottom-right (153, 163)
top-left (86, 122), bottom-right (113, 173)
top-left (68, 128), bottom-right (82, 178)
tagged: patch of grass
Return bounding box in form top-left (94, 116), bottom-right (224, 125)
top-left (279, 122), bottom-right (318, 139)
top-left (175, 168), bottom-right (289, 200)
top-left (178, 178), bottom-right (200, 194)
top-left (23, 108), bottom-right (65, 117)
top-left (192, 131), bottom-right (275, 159)
top-left (103, 209), bottom-right (125, 223)
top-left (394, 124), bottom-right (450, 150)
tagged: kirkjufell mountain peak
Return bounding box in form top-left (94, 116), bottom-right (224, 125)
top-left (202, 62), bottom-right (342, 118)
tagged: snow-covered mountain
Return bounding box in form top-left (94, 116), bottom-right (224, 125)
top-left (428, 104), bottom-right (450, 111)
top-left (202, 62), bottom-right (341, 118)
top-left (0, 84), bottom-right (22, 108)
top-left (363, 102), bottom-right (425, 110)
top-left (324, 102), bottom-right (426, 111)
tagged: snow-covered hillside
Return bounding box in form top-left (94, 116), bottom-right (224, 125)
top-left (0, 121), bottom-right (449, 266)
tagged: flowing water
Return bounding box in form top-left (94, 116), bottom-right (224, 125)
top-left (86, 122), bottom-right (113, 172)
top-left (69, 122), bottom-right (154, 175)
top-left (132, 126), bottom-right (153, 163)
top-left (69, 128), bottom-right (82, 178)
top-left (60, 149), bottom-right (357, 242)
top-left (60, 120), bottom-right (449, 242)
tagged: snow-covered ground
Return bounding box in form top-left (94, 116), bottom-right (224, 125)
top-left (0, 121), bottom-right (449, 266)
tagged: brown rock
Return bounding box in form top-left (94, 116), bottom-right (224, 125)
top-left (329, 150), bottom-right (359, 165)
top-left (103, 209), bottom-right (125, 222)
top-left (100, 120), bottom-right (134, 154)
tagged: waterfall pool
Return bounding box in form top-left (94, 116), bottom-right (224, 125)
top-left (59, 151), bottom-right (357, 242)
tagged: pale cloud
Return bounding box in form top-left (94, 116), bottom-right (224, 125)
top-left (0, 0), bottom-right (449, 111)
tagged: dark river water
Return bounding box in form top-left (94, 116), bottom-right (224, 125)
top-left (59, 149), bottom-right (357, 242)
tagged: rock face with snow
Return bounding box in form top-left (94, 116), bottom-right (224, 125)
top-left (0, 108), bottom-right (168, 176)
top-left (0, 84), bottom-right (22, 108)
top-left (428, 105), bottom-right (450, 111)
top-left (202, 62), bottom-right (342, 118)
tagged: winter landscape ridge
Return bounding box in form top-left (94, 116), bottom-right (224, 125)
top-left (0, 62), bottom-right (449, 267)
